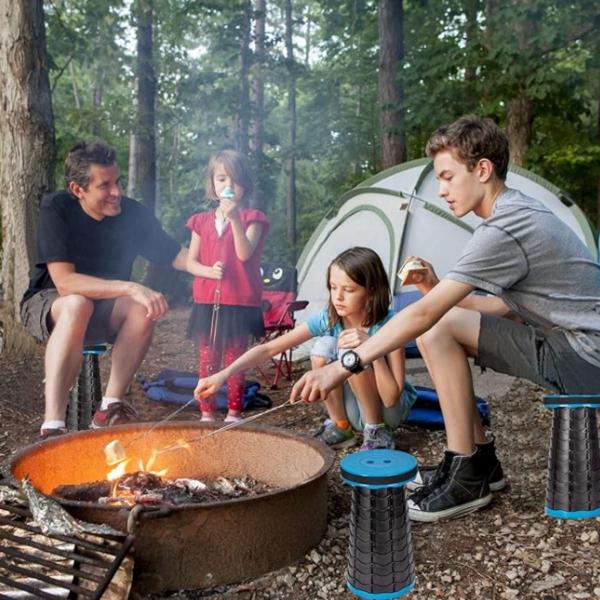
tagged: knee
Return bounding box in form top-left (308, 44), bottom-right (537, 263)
top-left (310, 335), bottom-right (337, 368)
top-left (416, 316), bottom-right (453, 352)
top-left (125, 303), bottom-right (155, 335)
top-left (55, 295), bottom-right (94, 324)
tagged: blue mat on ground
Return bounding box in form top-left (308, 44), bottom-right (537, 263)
top-left (138, 369), bottom-right (272, 411)
top-left (408, 386), bottom-right (490, 428)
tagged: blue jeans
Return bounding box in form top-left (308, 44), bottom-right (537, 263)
top-left (310, 336), bottom-right (416, 431)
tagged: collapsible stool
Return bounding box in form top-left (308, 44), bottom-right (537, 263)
top-left (340, 450), bottom-right (417, 599)
top-left (544, 394), bottom-right (600, 519)
top-left (66, 344), bottom-right (107, 431)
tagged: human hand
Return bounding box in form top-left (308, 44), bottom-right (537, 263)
top-left (337, 328), bottom-right (368, 349)
top-left (128, 283), bottom-right (169, 320)
top-left (219, 198), bottom-right (240, 220)
top-left (290, 361), bottom-right (348, 403)
top-left (400, 256), bottom-right (439, 293)
top-left (212, 261), bottom-right (225, 280)
top-left (194, 374), bottom-right (225, 400)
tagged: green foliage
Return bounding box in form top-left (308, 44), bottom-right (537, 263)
top-left (44, 0), bottom-right (600, 287)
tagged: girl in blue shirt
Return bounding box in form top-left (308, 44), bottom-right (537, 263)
top-left (194, 246), bottom-right (416, 450)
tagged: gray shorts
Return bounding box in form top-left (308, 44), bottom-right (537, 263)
top-left (476, 314), bottom-right (600, 394)
top-left (20, 289), bottom-right (116, 346)
top-left (310, 336), bottom-right (416, 430)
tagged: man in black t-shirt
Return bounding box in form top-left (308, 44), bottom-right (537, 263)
top-left (21, 140), bottom-right (188, 438)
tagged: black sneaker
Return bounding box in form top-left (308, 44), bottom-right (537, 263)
top-left (407, 450), bottom-right (492, 522)
top-left (407, 436), bottom-right (506, 492)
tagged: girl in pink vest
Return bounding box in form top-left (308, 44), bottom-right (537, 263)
top-left (186, 150), bottom-right (269, 422)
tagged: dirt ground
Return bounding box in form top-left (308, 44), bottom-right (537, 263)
top-left (1, 307), bottom-right (599, 600)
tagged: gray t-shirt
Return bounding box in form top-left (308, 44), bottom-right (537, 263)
top-left (446, 188), bottom-right (600, 368)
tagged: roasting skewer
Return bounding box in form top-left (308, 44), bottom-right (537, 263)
top-left (103, 400), bottom-right (295, 466)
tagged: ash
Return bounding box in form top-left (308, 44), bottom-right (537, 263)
top-left (53, 472), bottom-right (276, 507)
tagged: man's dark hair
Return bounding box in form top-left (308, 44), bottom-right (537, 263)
top-left (426, 115), bottom-right (510, 181)
top-left (64, 140), bottom-right (117, 189)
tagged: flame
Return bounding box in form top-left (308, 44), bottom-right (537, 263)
top-left (107, 459), bottom-right (130, 481)
top-left (105, 450), bottom-right (170, 499)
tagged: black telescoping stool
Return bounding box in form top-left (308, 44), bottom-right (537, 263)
top-left (544, 394), bottom-right (600, 520)
top-left (340, 450), bottom-right (418, 599)
top-left (66, 344), bottom-right (107, 431)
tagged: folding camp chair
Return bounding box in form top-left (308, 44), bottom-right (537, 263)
top-left (256, 263), bottom-right (308, 388)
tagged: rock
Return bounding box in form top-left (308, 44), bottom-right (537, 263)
top-left (506, 570), bottom-right (518, 581)
top-left (309, 549), bottom-right (321, 564)
top-left (540, 560), bottom-right (551, 574)
top-left (529, 574), bottom-right (566, 593)
top-left (589, 530), bottom-right (599, 544)
top-left (594, 587), bottom-right (600, 597)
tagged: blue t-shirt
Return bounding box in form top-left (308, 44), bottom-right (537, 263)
top-left (306, 308), bottom-right (417, 403)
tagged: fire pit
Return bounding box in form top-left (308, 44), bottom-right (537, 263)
top-left (10, 422), bottom-right (334, 593)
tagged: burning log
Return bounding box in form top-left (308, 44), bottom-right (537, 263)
top-left (53, 472), bottom-right (275, 506)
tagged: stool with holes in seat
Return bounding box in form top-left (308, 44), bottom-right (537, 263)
top-left (66, 344), bottom-right (107, 431)
top-left (340, 450), bottom-right (417, 599)
top-left (543, 394), bottom-right (600, 520)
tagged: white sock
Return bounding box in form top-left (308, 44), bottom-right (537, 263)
top-left (100, 396), bottom-right (121, 410)
top-left (41, 420), bottom-right (65, 431)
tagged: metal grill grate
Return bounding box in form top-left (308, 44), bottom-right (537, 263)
top-left (0, 501), bottom-right (133, 599)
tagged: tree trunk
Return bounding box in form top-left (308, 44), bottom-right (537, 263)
top-left (285, 0), bottom-right (297, 261)
top-left (597, 35), bottom-right (600, 229)
top-left (506, 91), bottom-right (534, 166)
top-left (127, 131), bottom-right (139, 198)
top-left (464, 0), bottom-right (479, 110)
top-left (135, 0), bottom-right (156, 213)
top-left (90, 66), bottom-right (103, 136)
top-left (378, 0), bottom-right (406, 169)
top-left (505, 1), bottom-right (535, 166)
top-left (0, 0), bottom-right (55, 355)
top-left (250, 0), bottom-right (266, 210)
top-left (237, 0), bottom-right (252, 156)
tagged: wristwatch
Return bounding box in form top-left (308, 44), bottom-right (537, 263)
top-left (340, 349), bottom-right (364, 374)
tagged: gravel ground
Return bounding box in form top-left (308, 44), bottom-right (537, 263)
top-left (1, 307), bottom-right (599, 600)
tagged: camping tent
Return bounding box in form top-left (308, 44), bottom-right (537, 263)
top-left (294, 158), bottom-right (598, 347)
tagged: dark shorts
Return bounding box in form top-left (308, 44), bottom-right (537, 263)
top-left (476, 314), bottom-right (600, 394)
top-left (20, 289), bottom-right (116, 346)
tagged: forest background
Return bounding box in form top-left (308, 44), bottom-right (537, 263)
top-left (1, 0), bottom-right (599, 353)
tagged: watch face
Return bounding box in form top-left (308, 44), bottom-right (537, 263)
top-left (341, 350), bottom-right (357, 369)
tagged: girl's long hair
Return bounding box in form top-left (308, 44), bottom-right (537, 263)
top-left (326, 247), bottom-right (391, 328)
top-left (204, 149), bottom-right (255, 204)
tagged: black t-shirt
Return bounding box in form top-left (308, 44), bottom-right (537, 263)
top-left (22, 191), bottom-right (181, 303)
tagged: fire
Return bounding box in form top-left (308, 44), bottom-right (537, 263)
top-left (105, 449), bottom-right (168, 499)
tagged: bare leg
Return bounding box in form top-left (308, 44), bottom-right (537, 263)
top-left (45, 295), bottom-right (94, 421)
top-left (104, 297), bottom-right (155, 400)
top-left (311, 355), bottom-right (347, 422)
top-left (347, 369), bottom-right (382, 424)
top-left (416, 307), bottom-right (486, 455)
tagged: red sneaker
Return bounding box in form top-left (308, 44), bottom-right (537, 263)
top-left (91, 401), bottom-right (138, 428)
top-left (40, 427), bottom-right (68, 440)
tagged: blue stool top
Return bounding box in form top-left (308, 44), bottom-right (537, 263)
top-left (340, 450), bottom-right (417, 489)
top-left (544, 394), bottom-right (600, 409)
top-left (82, 344), bottom-right (108, 355)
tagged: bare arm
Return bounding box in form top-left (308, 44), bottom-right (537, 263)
top-left (229, 220), bottom-right (263, 262)
top-left (195, 323), bottom-right (313, 399)
top-left (170, 247), bottom-right (189, 272)
top-left (290, 278), bottom-right (474, 403)
top-left (47, 262), bottom-right (168, 320)
top-left (372, 348), bottom-right (405, 408)
top-left (186, 232), bottom-right (224, 279)
top-left (457, 293), bottom-right (510, 316)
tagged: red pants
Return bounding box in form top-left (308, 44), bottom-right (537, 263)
top-left (197, 335), bottom-right (248, 413)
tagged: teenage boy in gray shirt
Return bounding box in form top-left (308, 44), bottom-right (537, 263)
top-left (291, 115), bottom-right (600, 522)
